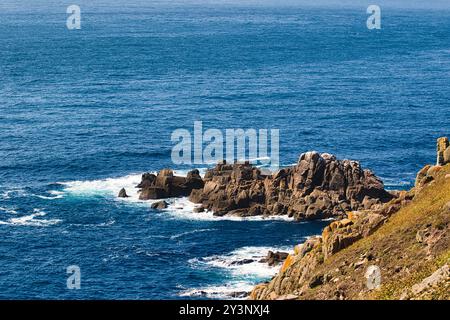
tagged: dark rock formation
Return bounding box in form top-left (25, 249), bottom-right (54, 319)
top-left (151, 200), bottom-right (168, 210)
top-left (437, 137), bottom-right (450, 166)
top-left (118, 188), bottom-right (129, 198)
top-left (230, 259), bottom-right (255, 266)
top-left (138, 169), bottom-right (204, 200)
top-left (250, 137), bottom-right (450, 300)
top-left (188, 153), bottom-right (392, 220)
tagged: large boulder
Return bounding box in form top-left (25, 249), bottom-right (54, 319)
top-left (151, 200), bottom-right (168, 210)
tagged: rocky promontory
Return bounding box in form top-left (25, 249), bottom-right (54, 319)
top-left (136, 151), bottom-right (393, 220)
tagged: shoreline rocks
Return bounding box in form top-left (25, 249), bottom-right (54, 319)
top-left (138, 169), bottom-right (204, 200)
top-left (188, 152), bottom-right (392, 220)
top-left (134, 151), bottom-right (393, 220)
top-left (151, 200), bottom-right (168, 210)
top-left (259, 251), bottom-right (289, 266)
top-left (118, 188), bottom-right (129, 198)
top-left (250, 137), bottom-right (450, 300)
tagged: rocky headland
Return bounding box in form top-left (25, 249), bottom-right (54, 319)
top-left (121, 137), bottom-right (449, 300)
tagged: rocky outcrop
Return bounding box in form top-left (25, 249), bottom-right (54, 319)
top-left (401, 265), bottom-right (449, 300)
top-left (138, 169), bottom-right (204, 200)
top-left (188, 152), bottom-right (392, 220)
top-left (413, 137), bottom-right (450, 192)
top-left (151, 200), bottom-right (168, 210)
top-left (249, 190), bottom-right (421, 300)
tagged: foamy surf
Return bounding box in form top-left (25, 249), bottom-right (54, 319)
top-left (57, 168), bottom-right (208, 202)
top-left (0, 206), bottom-right (18, 215)
top-left (0, 209), bottom-right (61, 227)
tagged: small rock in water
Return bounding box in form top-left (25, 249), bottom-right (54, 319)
top-left (118, 188), bottom-right (129, 198)
top-left (259, 251), bottom-right (289, 266)
top-left (151, 200), bottom-right (168, 210)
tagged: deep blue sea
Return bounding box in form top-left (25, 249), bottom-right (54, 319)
top-left (0, 1), bottom-right (449, 299)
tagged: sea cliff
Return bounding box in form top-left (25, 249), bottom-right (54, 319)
top-left (250, 137), bottom-right (450, 300)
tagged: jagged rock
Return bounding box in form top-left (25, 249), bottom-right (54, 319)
top-left (136, 173), bottom-right (156, 188)
top-left (437, 137), bottom-right (449, 165)
top-left (151, 200), bottom-right (168, 209)
top-left (188, 153), bottom-right (392, 220)
top-left (251, 137), bottom-right (450, 301)
top-left (230, 259), bottom-right (255, 266)
top-left (138, 169), bottom-right (204, 200)
top-left (309, 274), bottom-right (324, 288)
top-left (118, 188), bottom-right (129, 198)
top-left (444, 147), bottom-right (450, 165)
top-left (259, 251), bottom-right (289, 266)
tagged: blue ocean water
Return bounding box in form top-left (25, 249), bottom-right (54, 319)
top-left (0, 2), bottom-right (449, 299)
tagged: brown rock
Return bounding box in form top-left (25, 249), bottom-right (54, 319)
top-left (151, 200), bottom-right (168, 210)
top-left (118, 188), bottom-right (129, 198)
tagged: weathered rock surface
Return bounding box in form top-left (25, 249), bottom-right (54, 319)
top-left (151, 200), bottom-right (168, 210)
top-left (188, 153), bottom-right (392, 220)
top-left (250, 137), bottom-right (450, 301)
top-left (249, 191), bottom-right (418, 300)
top-left (138, 169), bottom-right (204, 200)
top-left (118, 188), bottom-right (129, 198)
top-left (437, 137), bottom-right (450, 166)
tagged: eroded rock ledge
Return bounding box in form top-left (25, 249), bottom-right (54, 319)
top-left (136, 151), bottom-right (393, 220)
top-left (250, 137), bottom-right (450, 300)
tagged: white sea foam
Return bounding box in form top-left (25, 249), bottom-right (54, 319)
top-left (181, 245), bottom-right (294, 299)
top-left (34, 190), bottom-right (65, 200)
top-left (0, 206), bottom-right (18, 215)
top-left (1, 189), bottom-right (27, 199)
top-left (59, 173), bottom-right (145, 200)
top-left (382, 177), bottom-right (413, 188)
top-left (0, 209), bottom-right (61, 227)
top-left (179, 281), bottom-right (254, 299)
top-left (58, 169), bottom-right (207, 202)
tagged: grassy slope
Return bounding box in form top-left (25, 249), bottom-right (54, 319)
top-left (301, 164), bottom-right (450, 300)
